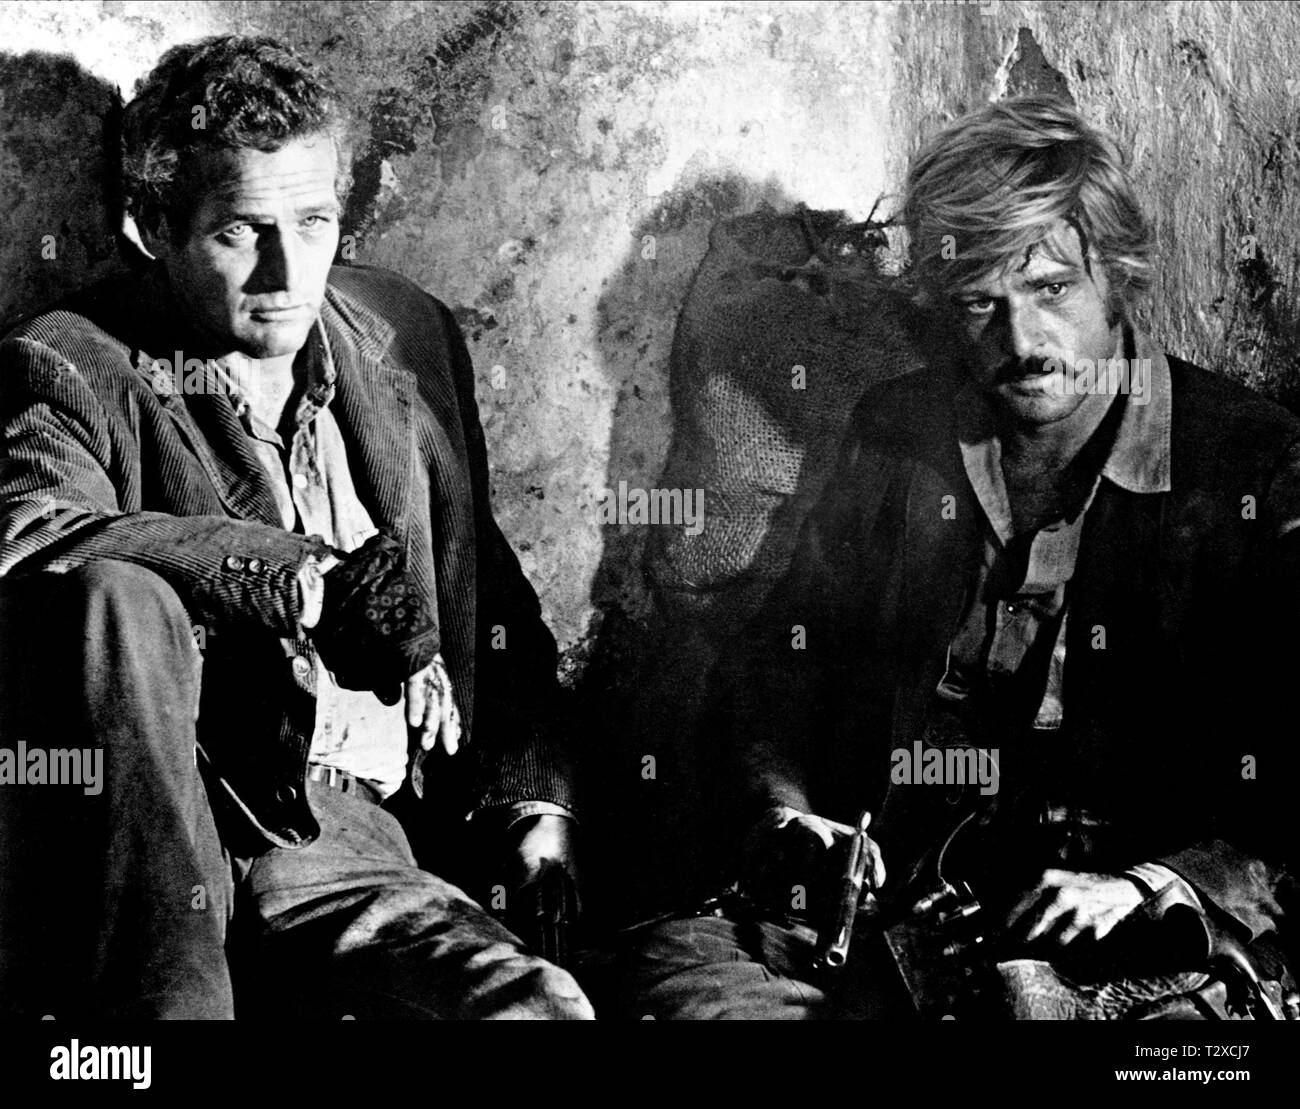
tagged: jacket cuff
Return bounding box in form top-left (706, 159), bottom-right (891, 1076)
top-left (475, 800), bottom-right (577, 831)
top-left (1126, 861), bottom-right (1204, 913)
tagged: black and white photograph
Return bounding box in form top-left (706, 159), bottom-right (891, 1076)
top-left (0, 0), bottom-right (1295, 1089)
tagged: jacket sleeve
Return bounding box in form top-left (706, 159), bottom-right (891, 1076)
top-left (0, 334), bottom-right (326, 636)
top-left (1156, 436), bottom-right (1300, 945)
top-left (435, 303), bottom-right (577, 817)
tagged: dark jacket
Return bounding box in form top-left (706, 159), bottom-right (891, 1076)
top-left (0, 264), bottom-right (572, 849)
top-left (735, 356), bottom-right (1300, 949)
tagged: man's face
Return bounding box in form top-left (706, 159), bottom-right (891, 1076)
top-left (147, 134), bottom-right (340, 361)
top-left (946, 219), bottom-right (1122, 427)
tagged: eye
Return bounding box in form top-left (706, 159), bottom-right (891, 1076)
top-left (1040, 282), bottom-right (1070, 299)
top-left (218, 223), bottom-right (253, 244)
top-left (301, 214), bottom-right (336, 232)
top-left (960, 297), bottom-right (996, 317)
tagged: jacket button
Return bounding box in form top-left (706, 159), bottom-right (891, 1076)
top-left (247, 557), bottom-right (264, 574)
top-left (291, 655), bottom-right (312, 680)
top-left (224, 554), bottom-right (245, 571)
top-left (276, 784), bottom-right (298, 804)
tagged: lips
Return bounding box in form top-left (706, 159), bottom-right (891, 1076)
top-left (249, 305), bottom-right (305, 316)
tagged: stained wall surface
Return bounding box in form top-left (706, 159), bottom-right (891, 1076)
top-left (3, 0), bottom-right (1298, 678)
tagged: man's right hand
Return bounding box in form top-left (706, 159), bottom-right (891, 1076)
top-left (310, 533), bottom-right (438, 700)
top-left (741, 806), bottom-right (886, 918)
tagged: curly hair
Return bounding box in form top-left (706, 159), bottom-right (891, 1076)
top-left (900, 96), bottom-right (1153, 314)
top-left (120, 35), bottom-right (348, 235)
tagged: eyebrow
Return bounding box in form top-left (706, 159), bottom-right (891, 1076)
top-left (1020, 264), bottom-right (1083, 284)
top-left (205, 200), bottom-right (340, 226)
top-left (954, 264), bottom-right (1083, 298)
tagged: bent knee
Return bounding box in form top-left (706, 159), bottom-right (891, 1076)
top-left (1, 561), bottom-right (199, 671)
top-left (62, 561), bottom-right (195, 643)
top-left (492, 962), bottom-right (596, 1020)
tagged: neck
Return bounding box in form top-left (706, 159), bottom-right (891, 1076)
top-left (227, 351), bottom-right (300, 430)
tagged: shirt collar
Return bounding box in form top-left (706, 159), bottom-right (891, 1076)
top-left (210, 318), bottom-right (338, 431)
top-left (955, 323), bottom-right (1172, 543)
top-left (1100, 325), bottom-right (1171, 495)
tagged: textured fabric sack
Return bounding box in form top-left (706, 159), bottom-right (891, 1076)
top-left (647, 206), bottom-right (925, 629)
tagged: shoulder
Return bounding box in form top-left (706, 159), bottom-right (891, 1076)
top-left (844, 363), bottom-right (962, 462)
top-left (1167, 354), bottom-right (1300, 478)
top-left (326, 264), bottom-right (456, 331)
top-left (1, 279), bottom-right (137, 395)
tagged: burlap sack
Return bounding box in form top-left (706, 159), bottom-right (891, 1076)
top-left (647, 206), bottom-right (925, 629)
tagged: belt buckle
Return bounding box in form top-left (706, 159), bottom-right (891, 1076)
top-left (309, 763), bottom-right (344, 790)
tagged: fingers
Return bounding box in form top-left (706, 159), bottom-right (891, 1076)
top-left (403, 655), bottom-right (460, 754)
top-left (1004, 870), bottom-right (1140, 947)
top-left (423, 654), bottom-right (460, 755)
top-left (1004, 874), bottom-right (1054, 934)
top-left (866, 838), bottom-right (887, 890)
top-left (818, 815), bottom-right (859, 840)
top-left (437, 669), bottom-right (462, 755)
top-left (405, 667), bottom-right (428, 730)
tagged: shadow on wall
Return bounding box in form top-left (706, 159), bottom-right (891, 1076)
top-left (574, 174), bottom-right (931, 928)
top-left (0, 52), bottom-right (127, 329)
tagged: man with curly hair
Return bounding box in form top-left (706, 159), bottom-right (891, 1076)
top-left (0, 35), bottom-right (592, 1019)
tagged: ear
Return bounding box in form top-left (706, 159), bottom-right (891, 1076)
top-left (134, 205), bottom-right (176, 262)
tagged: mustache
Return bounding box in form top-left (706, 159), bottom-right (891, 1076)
top-left (994, 357), bottom-right (1055, 381)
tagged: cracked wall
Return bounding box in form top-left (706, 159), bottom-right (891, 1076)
top-left (4, 0), bottom-right (1300, 685)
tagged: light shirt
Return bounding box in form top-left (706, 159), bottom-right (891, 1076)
top-left (942, 326), bottom-right (1196, 904)
top-left (219, 326), bottom-right (409, 795)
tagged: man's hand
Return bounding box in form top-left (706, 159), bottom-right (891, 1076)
top-left (404, 653), bottom-right (461, 755)
top-left (506, 814), bottom-right (578, 898)
top-left (311, 533), bottom-right (438, 699)
top-left (742, 806), bottom-right (886, 916)
top-left (502, 815), bottom-right (581, 964)
top-left (1003, 869), bottom-right (1146, 947)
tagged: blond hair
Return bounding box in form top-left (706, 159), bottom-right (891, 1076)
top-left (901, 96), bottom-right (1153, 311)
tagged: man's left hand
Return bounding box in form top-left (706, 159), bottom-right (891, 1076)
top-left (507, 814), bottom-right (579, 902)
top-left (502, 815), bottom-right (581, 962)
top-left (1003, 869), bottom-right (1145, 947)
top-left (404, 653), bottom-right (461, 755)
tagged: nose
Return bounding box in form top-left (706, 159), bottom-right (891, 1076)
top-left (1003, 298), bottom-right (1045, 363)
top-left (256, 227), bottom-right (300, 295)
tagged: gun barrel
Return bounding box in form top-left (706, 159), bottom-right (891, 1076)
top-left (814, 811), bottom-right (873, 971)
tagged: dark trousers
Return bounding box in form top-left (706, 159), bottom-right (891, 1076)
top-left (583, 910), bottom-right (916, 1020)
top-left (0, 562), bottom-right (592, 1019)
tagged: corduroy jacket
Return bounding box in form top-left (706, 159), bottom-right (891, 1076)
top-left (733, 354), bottom-right (1300, 952)
top-left (0, 264), bottom-right (573, 849)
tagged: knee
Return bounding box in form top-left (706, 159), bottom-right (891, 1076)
top-left (511, 963), bottom-right (597, 1021)
top-left (1, 561), bottom-right (200, 690)
top-left (63, 561), bottom-right (197, 652)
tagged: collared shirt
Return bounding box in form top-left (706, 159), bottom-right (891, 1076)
top-left (215, 326), bottom-right (409, 795)
top-left (941, 327), bottom-right (1172, 729)
top-left (940, 326), bottom-right (1193, 901)
top-left (216, 325), bottom-right (574, 827)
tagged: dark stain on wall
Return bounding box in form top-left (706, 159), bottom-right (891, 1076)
top-left (341, 1), bottom-right (518, 245)
top-left (0, 53), bottom-right (122, 326)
